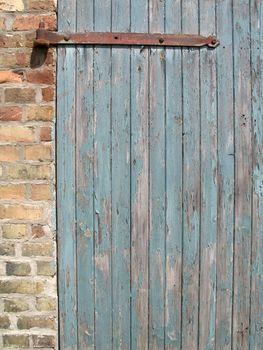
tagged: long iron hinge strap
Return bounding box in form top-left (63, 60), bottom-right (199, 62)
top-left (34, 28), bottom-right (219, 48)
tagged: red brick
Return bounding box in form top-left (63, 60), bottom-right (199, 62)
top-left (0, 106), bottom-right (22, 121)
top-left (40, 126), bottom-right (52, 141)
top-left (0, 52), bottom-right (31, 68)
top-left (25, 69), bottom-right (55, 84)
top-left (32, 225), bottom-right (45, 239)
top-left (42, 86), bottom-right (54, 101)
top-left (13, 14), bottom-right (57, 31)
top-left (45, 50), bottom-right (56, 66)
top-left (26, 0), bottom-right (56, 11)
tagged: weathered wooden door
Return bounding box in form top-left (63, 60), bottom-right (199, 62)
top-left (57, 0), bottom-right (263, 349)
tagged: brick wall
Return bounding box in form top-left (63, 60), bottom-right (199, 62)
top-left (0, 0), bottom-right (57, 348)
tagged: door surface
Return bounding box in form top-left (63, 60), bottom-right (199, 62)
top-left (57, 0), bottom-right (263, 349)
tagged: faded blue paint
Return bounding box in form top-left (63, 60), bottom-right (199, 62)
top-left (148, 1), bottom-right (166, 348)
top-left (250, 1), bottom-right (263, 349)
top-left (57, 0), bottom-right (263, 348)
top-left (165, 0), bottom-right (183, 348)
top-left (57, 0), bottom-right (77, 347)
top-left (111, 0), bottom-right (131, 347)
top-left (215, 1), bottom-right (235, 349)
top-left (130, 0), bottom-right (149, 348)
top-left (181, 4), bottom-right (200, 350)
top-left (232, 1), bottom-right (252, 349)
top-left (199, 0), bottom-right (217, 349)
top-left (92, 0), bottom-right (113, 349)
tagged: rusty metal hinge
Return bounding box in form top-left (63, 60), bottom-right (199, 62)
top-left (34, 23), bottom-right (219, 48)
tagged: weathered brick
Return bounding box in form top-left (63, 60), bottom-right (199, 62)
top-left (4, 298), bottom-right (29, 312)
top-left (13, 14), bottom-right (57, 31)
top-left (17, 315), bottom-right (55, 330)
top-left (0, 315), bottom-right (10, 329)
top-left (0, 280), bottom-right (44, 294)
top-left (40, 126), bottom-right (52, 141)
top-left (0, 70), bottom-right (22, 84)
top-left (0, 184), bottom-right (26, 200)
top-left (0, 204), bottom-right (45, 220)
top-left (0, 51), bottom-right (30, 67)
top-left (37, 260), bottom-right (55, 276)
top-left (42, 86), bottom-right (54, 102)
top-left (32, 334), bottom-right (56, 348)
top-left (3, 334), bottom-right (29, 348)
top-left (22, 242), bottom-right (54, 257)
top-left (2, 224), bottom-right (27, 239)
top-left (25, 68), bottom-right (55, 84)
top-left (31, 225), bottom-right (45, 239)
top-left (25, 144), bottom-right (52, 161)
top-left (26, 105), bottom-right (54, 121)
top-left (0, 0), bottom-right (24, 11)
top-left (0, 243), bottom-right (15, 256)
top-left (0, 106), bottom-right (22, 121)
top-left (0, 32), bottom-right (35, 48)
top-left (6, 262), bottom-right (31, 276)
top-left (27, 0), bottom-right (56, 11)
top-left (36, 297), bottom-right (56, 311)
top-left (0, 17), bottom-right (6, 30)
top-left (44, 49), bottom-right (56, 66)
top-left (0, 146), bottom-right (20, 161)
top-left (0, 125), bottom-right (35, 142)
top-left (5, 164), bottom-right (52, 180)
top-left (5, 87), bottom-right (36, 103)
top-left (31, 184), bottom-right (52, 200)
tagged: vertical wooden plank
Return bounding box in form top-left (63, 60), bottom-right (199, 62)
top-left (111, 0), bottom-right (131, 348)
top-left (181, 1), bottom-right (200, 349)
top-left (250, 1), bottom-right (263, 349)
top-left (199, 1), bottom-right (217, 349)
top-left (164, 0), bottom-right (182, 349)
top-left (232, 0), bottom-right (252, 349)
top-left (148, 0), bottom-right (165, 348)
top-left (57, 0), bottom-right (77, 348)
top-left (75, 0), bottom-right (94, 347)
top-left (130, 0), bottom-right (149, 348)
top-left (215, 0), bottom-right (235, 349)
top-left (93, 0), bottom-right (112, 348)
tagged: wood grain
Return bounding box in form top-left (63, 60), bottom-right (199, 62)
top-left (56, 0), bottom-right (262, 348)
top-left (111, 0), bottom-right (131, 347)
top-left (165, 0), bottom-right (182, 349)
top-left (250, 1), bottom-right (263, 349)
top-left (199, 0), bottom-right (217, 349)
top-left (76, 0), bottom-right (94, 348)
top-left (215, 0), bottom-right (235, 349)
top-left (93, 0), bottom-right (112, 348)
top-left (232, 1), bottom-right (252, 349)
top-left (181, 1), bottom-right (200, 349)
top-left (148, 0), bottom-right (166, 348)
top-left (57, 0), bottom-right (77, 348)
top-left (130, 0), bottom-right (149, 348)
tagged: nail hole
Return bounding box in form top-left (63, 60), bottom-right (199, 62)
top-left (114, 36), bottom-right (118, 40)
